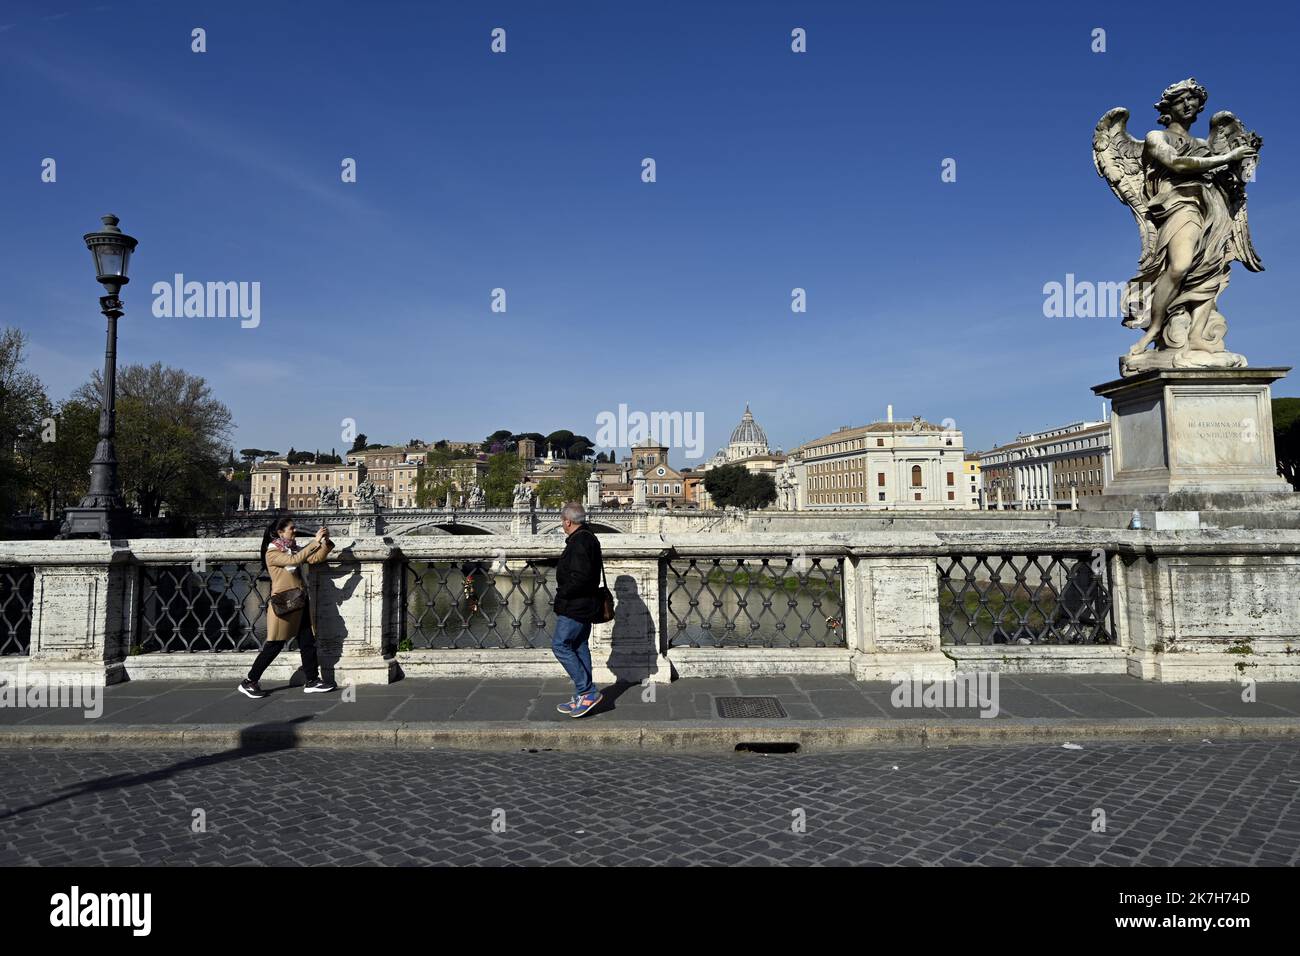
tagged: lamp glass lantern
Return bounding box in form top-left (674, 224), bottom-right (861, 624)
top-left (83, 214), bottom-right (138, 295)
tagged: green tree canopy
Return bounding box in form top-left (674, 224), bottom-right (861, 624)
top-left (0, 328), bottom-right (49, 515)
top-left (1275, 397), bottom-right (1300, 490)
top-left (703, 464), bottom-right (776, 509)
top-left (73, 362), bottom-right (233, 519)
top-left (481, 451), bottom-right (524, 507)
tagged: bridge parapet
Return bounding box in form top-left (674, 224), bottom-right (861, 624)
top-left (4, 529), bottom-right (1298, 686)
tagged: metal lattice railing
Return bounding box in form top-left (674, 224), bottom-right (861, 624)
top-left (137, 561), bottom-right (278, 653)
top-left (0, 566), bottom-right (34, 656)
top-left (400, 559), bottom-right (557, 650)
top-left (937, 553), bottom-right (1115, 645)
top-left (667, 556), bottom-right (845, 649)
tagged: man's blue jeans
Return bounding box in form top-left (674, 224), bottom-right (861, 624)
top-left (552, 614), bottom-right (596, 698)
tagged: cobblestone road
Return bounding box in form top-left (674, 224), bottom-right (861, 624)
top-left (2, 740), bottom-right (1298, 865)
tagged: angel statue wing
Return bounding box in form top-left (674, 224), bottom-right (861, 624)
top-left (1093, 107), bottom-right (1158, 273)
top-left (1208, 110), bottom-right (1264, 272)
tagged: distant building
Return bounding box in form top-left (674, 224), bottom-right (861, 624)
top-left (698, 405), bottom-right (787, 508)
top-left (252, 459), bottom-right (362, 510)
top-left (346, 445), bottom-right (429, 507)
top-left (963, 455), bottom-right (982, 508)
top-left (702, 405), bottom-right (787, 477)
top-left (794, 410), bottom-right (971, 510)
top-left (975, 419), bottom-right (1112, 510)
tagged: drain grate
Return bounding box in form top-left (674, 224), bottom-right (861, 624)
top-left (715, 696), bottom-right (787, 719)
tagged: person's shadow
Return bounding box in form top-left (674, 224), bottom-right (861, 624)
top-left (589, 574), bottom-right (664, 715)
top-left (297, 550), bottom-right (364, 685)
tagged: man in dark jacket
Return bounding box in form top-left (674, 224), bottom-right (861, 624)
top-left (552, 502), bottom-right (604, 717)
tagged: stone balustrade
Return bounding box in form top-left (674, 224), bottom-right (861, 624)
top-left (2, 529), bottom-right (1298, 686)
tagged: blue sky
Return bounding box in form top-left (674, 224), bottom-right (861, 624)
top-left (3, 0), bottom-right (1298, 465)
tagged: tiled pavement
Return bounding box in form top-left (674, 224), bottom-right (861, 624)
top-left (2, 740), bottom-right (1298, 865)
top-left (2, 674), bottom-right (1299, 726)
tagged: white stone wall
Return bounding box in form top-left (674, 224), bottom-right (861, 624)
top-left (4, 529), bottom-right (1300, 683)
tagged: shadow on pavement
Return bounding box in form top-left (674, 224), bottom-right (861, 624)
top-left (0, 715), bottom-right (315, 823)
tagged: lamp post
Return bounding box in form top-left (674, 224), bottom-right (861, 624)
top-left (59, 214), bottom-right (138, 539)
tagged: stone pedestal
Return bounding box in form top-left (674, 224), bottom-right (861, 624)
top-left (590, 556), bottom-right (671, 684)
top-left (1096, 367), bottom-right (1292, 496)
top-left (311, 539), bottom-right (398, 685)
top-left (24, 542), bottom-right (134, 686)
top-left (349, 500), bottom-right (384, 538)
top-left (1068, 367), bottom-right (1299, 530)
top-left (847, 557), bottom-right (955, 681)
top-left (1117, 548), bottom-right (1300, 682)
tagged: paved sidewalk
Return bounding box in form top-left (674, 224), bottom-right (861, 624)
top-left (2, 674), bottom-right (1299, 751)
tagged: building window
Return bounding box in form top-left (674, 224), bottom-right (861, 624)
top-left (877, 438), bottom-right (884, 447)
top-left (877, 472), bottom-right (885, 487)
top-left (878, 492), bottom-right (886, 501)
top-left (946, 472), bottom-right (954, 486)
top-left (948, 491), bottom-right (955, 501)
top-left (914, 492), bottom-right (922, 501)
top-left (911, 465), bottom-right (922, 487)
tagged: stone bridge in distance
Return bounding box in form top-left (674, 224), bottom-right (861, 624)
top-left (197, 506), bottom-right (1060, 538)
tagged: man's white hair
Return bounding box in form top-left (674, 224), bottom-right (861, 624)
top-left (561, 502), bottom-right (587, 524)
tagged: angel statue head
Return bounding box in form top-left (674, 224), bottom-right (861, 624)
top-left (1154, 77), bottom-right (1208, 127)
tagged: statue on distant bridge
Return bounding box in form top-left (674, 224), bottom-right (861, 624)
top-left (777, 464), bottom-right (798, 510)
top-left (513, 481), bottom-right (534, 509)
top-left (319, 486), bottom-right (340, 508)
top-left (1094, 78), bottom-right (1262, 375)
top-left (355, 480), bottom-right (379, 504)
top-left (467, 484), bottom-right (485, 509)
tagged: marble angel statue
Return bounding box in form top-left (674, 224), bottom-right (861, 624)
top-left (1093, 78), bottom-right (1262, 375)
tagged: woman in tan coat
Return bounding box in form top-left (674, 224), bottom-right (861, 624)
top-left (239, 515), bottom-right (335, 699)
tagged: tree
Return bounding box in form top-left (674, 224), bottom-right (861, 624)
top-left (0, 328), bottom-right (50, 515)
top-left (703, 464), bottom-right (744, 507)
top-left (73, 362), bottom-right (233, 519)
top-left (481, 451), bottom-right (524, 507)
top-left (704, 464), bottom-right (776, 509)
top-left (533, 478), bottom-right (564, 507)
top-left (737, 472), bottom-right (778, 509)
top-left (21, 397), bottom-right (98, 519)
top-left (544, 429), bottom-right (574, 456)
top-left (559, 461), bottom-right (592, 502)
top-left (1275, 397), bottom-right (1300, 490)
top-left (350, 433), bottom-right (368, 452)
top-left (415, 446), bottom-right (466, 506)
top-left (533, 463), bottom-right (592, 507)
top-left (485, 429), bottom-right (513, 454)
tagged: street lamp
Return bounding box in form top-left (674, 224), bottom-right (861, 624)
top-left (59, 215), bottom-right (138, 539)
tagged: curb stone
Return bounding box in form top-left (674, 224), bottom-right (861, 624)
top-left (0, 717), bottom-right (1297, 752)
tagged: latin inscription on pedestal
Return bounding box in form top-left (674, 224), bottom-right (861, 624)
top-left (1170, 393), bottom-right (1265, 469)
